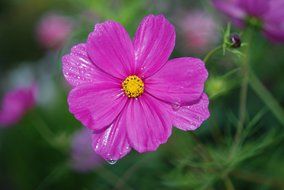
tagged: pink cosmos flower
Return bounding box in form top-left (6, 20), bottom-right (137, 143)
top-left (0, 86), bottom-right (36, 127)
top-left (179, 11), bottom-right (219, 53)
top-left (213, 0), bottom-right (284, 42)
top-left (36, 13), bottom-right (73, 49)
top-left (62, 15), bottom-right (210, 161)
top-left (70, 128), bottom-right (102, 172)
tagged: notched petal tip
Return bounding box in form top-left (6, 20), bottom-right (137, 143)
top-left (145, 57), bottom-right (208, 106)
top-left (86, 19), bottom-right (135, 79)
top-left (134, 14), bottom-right (176, 78)
top-left (191, 57), bottom-right (209, 80)
top-left (173, 93), bottom-right (210, 131)
top-left (91, 116), bottom-right (132, 161)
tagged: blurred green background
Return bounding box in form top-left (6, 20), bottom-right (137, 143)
top-left (0, 0), bottom-right (284, 189)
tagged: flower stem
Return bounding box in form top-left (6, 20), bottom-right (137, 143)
top-left (36, 164), bottom-right (68, 190)
top-left (224, 176), bottom-right (235, 190)
top-left (234, 28), bottom-right (252, 144)
top-left (235, 51), bottom-right (249, 142)
top-left (249, 72), bottom-right (284, 126)
top-left (203, 45), bottom-right (223, 63)
top-left (98, 166), bottom-right (133, 190)
top-left (232, 169), bottom-right (284, 188)
top-left (28, 111), bottom-right (61, 150)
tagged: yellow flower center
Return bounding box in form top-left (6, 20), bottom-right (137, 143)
top-left (122, 75), bottom-right (144, 98)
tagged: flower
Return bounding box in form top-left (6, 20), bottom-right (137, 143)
top-left (179, 11), bottom-right (219, 53)
top-left (36, 13), bottom-right (73, 49)
top-left (0, 86), bottom-right (36, 127)
top-left (62, 14), bottom-right (210, 161)
top-left (70, 128), bottom-right (102, 172)
top-left (212, 0), bottom-right (284, 42)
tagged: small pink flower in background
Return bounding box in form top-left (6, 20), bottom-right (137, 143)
top-left (62, 14), bottom-right (210, 161)
top-left (213, 0), bottom-right (284, 42)
top-left (70, 128), bottom-right (102, 172)
top-left (36, 13), bottom-right (73, 49)
top-left (0, 85), bottom-right (36, 127)
top-left (179, 11), bottom-right (219, 53)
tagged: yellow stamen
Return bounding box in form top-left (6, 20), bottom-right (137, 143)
top-left (122, 75), bottom-right (144, 98)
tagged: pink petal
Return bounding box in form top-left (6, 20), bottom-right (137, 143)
top-left (0, 86), bottom-right (36, 127)
top-left (62, 43), bottom-right (117, 87)
top-left (68, 84), bottom-right (127, 131)
top-left (145, 57), bottom-right (208, 106)
top-left (263, 24), bottom-right (284, 43)
top-left (237, 0), bottom-right (269, 17)
top-left (133, 14), bottom-right (175, 78)
top-left (123, 94), bottom-right (172, 153)
top-left (71, 128), bottom-right (102, 172)
top-left (212, 0), bottom-right (246, 20)
top-left (264, 3), bottom-right (284, 24)
top-left (87, 21), bottom-right (135, 79)
top-left (263, 1), bottom-right (284, 43)
top-left (173, 93), bottom-right (210, 131)
top-left (92, 113), bottom-right (131, 161)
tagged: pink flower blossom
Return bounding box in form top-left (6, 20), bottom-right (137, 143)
top-left (179, 11), bottom-right (219, 53)
top-left (62, 15), bottom-right (210, 161)
top-left (36, 13), bottom-right (73, 49)
top-left (213, 0), bottom-right (284, 42)
top-left (70, 128), bottom-right (102, 172)
top-left (0, 86), bottom-right (36, 127)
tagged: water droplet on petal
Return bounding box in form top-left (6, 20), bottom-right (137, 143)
top-left (106, 159), bottom-right (117, 165)
top-left (172, 103), bottom-right (181, 111)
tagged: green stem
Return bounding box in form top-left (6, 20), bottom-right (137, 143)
top-left (114, 156), bottom-right (151, 190)
top-left (28, 111), bottom-right (61, 150)
top-left (229, 29), bottom-right (252, 159)
top-left (98, 166), bottom-right (133, 190)
top-left (235, 53), bottom-right (249, 142)
top-left (234, 29), bottom-right (253, 144)
top-left (224, 176), bottom-right (235, 190)
top-left (33, 118), bottom-right (54, 143)
top-left (249, 72), bottom-right (284, 126)
top-left (36, 164), bottom-right (69, 190)
top-left (220, 68), bottom-right (241, 79)
top-left (189, 133), bottom-right (212, 162)
top-left (232, 169), bottom-right (284, 188)
top-left (203, 46), bottom-right (223, 63)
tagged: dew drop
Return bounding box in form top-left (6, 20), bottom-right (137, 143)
top-left (106, 159), bottom-right (117, 165)
top-left (172, 103), bottom-right (181, 111)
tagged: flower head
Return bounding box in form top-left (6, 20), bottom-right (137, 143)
top-left (70, 128), bottom-right (102, 172)
top-left (0, 86), bottom-right (36, 127)
top-left (213, 0), bottom-right (284, 42)
top-left (36, 13), bottom-right (73, 49)
top-left (62, 14), bottom-right (210, 161)
top-left (179, 11), bottom-right (219, 53)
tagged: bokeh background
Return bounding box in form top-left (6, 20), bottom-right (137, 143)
top-left (0, 0), bottom-right (284, 189)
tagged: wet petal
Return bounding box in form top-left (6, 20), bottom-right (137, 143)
top-left (133, 14), bottom-right (175, 78)
top-left (145, 57), bottom-right (208, 106)
top-left (68, 84), bottom-right (127, 131)
top-left (92, 113), bottom-right (131, 161)
top-left (173, 94), bottom-right (210, 131)
top-left (62, 43), bottom-right (117, 87)
top-left (124, 94), bottom-right (172, 153)
top-left (87, 21), bottom-right (135, 79)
